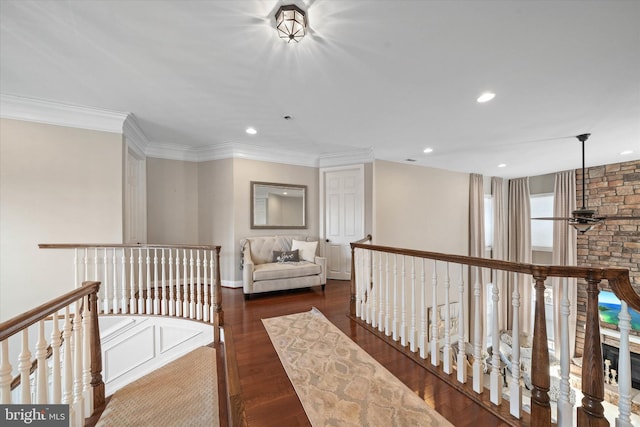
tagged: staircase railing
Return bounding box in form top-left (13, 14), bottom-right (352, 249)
top-left (0, 281), bottom-right (103, 427)
top-left (39, 243), bottom-right (223, 341)
top-left (350, 241), bottom-right (640, 427)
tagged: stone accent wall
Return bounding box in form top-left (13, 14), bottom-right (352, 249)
top-left (575, 159), bottom-right (640, 356)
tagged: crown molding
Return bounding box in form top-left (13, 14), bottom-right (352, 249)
top-left (0, 93), bottom-right (129, 133)
top-left (145, 142), bottom-right (202, 162)
top-left (318, 149), bottom-right (374, 167)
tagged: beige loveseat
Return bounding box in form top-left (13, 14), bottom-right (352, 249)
top-left (240, 235), bottom-right (326, 299)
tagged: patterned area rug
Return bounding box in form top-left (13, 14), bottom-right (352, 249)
top-left (263, 308), bottom-right (453, 426)
top-left (96, 347), bottom-right (219, 426)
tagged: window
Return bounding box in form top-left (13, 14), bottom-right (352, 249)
top-left (530, 193), bottom-right (554, 251)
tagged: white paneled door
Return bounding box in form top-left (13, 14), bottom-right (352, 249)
top-left (320, 165), bottom-right (364, 280)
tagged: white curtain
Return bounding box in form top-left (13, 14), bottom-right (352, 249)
top-left (508, 177), bottom-right (533, 334)
top-left (552, 170), bottom-right (578, 358)
top-left (469, 173), bottom-right (486, 345)
top-left (491, 177), bottom-right (509, 332)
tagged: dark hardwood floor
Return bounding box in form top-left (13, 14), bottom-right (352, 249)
top-left (222, 280), bottom-right (511, 427)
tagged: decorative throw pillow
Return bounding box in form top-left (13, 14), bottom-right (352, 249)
top-left (291, 240), bottom-right (318, 262)
top-left (272, 249), bottom-right (299, 263)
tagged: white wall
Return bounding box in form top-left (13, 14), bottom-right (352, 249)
top-left (197, 158), bottom-right (235, 286)
top-left (146, 158), bottom-right (199, 244)
top-left (232, 158), bottom-right (319, 283)
top-left (0, 119), bottom-right (124, 321)
top-left (372, 160), bottom-right (469, 254)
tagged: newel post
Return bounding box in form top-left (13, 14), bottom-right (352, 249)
top-left (531, 273), bottom-right (551, 426)
top-left (577, 277), bottom-right (609, 427)
top-left (87, 283), bottom-right (105, 411)
top-left (350, 243), bottom-right (356, 317)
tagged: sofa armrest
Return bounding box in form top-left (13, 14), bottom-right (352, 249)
top-left (242, 241), bottom-right (255, 294)
top-left (314, 256), bottom-right (327, 285)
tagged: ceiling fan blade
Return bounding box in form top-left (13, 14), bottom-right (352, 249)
top-left (531, 217), bottom-right (572, 221)
top-left (597, 215), bottom-right (640, 220)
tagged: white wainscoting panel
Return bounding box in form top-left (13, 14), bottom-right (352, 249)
top-left (101, 316), bottom-right (214, 395)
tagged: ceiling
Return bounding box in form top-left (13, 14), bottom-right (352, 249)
top-left (1, 0), bottom-right (638, 178)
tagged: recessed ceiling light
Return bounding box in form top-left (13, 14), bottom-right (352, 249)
top-left (498, 163), bottom-right (507, 168)
top-left (620, 150), bottom-right (633, 155)
top-left (477, 92), bottom-right (496, 103)
top-left (423, 148), bottom-right (433, 154)
top-left (245, 127), bottom-right (257, 135)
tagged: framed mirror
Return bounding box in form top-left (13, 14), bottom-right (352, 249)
top-left (251, 181), bottom-right (307, 229)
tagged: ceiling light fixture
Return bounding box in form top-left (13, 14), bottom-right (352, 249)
top-left (620, 150), bottom-right (633, 155)
top-left (498, 163), bottom-right (507, 168)
top-left (477, 92), bottom-right (496, 103)
top-left (275, 5), bottom-right (307, 43)
top-left (423, 148), bottom-right (433, 153)
top-left (245, 127), bottom-right (257, 135)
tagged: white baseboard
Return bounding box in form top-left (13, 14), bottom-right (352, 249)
top-left (222, 280), bottom-right (242, 288)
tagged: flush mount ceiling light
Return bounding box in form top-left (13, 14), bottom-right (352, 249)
top-left (477, 92), bottom-right (496, 103)
top-left (423, 148), bottom-right (433, 153)
top-left (275, 5), bottom-right (307, 43)
top-left (245, 127), bottom-right (257, 135)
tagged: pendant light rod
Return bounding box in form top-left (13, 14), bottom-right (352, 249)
top-left (576, 133), bottom-right (590, 210)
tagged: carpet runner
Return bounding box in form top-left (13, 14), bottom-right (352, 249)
top-left (96, 346), bottom-right (219, 426)
top-left (263, 308), bottom-right (453, 426)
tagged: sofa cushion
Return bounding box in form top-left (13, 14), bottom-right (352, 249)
top-left (253, 261), bottom-right (322, 281)
top-left (272, 250), bottom-right (299, 263)
top-left (291, 240), bottom-right (318, 262)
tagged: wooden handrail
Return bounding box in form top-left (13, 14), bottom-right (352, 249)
top-left (39, 243), bottom-right (221, 251)
top-left (0, 281), bottom-right (101, 342)
top-left (351, 241), bottom-right (639, 312)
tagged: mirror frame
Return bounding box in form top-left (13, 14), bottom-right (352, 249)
top-left (250, 181), bottom-right (307, 229)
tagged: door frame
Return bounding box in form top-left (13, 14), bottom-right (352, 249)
top-left (319, 164), bottom-right (365, 259)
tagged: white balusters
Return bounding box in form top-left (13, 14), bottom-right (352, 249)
top-left (384, 253), bottom-right (391, 336)
top-left (509, 275), bottom-right (522, 418)
top-left (102, 248), bottom-right (109, 313)
top-left (616, 301), bottom-right (633, 427)
top-left (62, 307), bottom-right (73, 405)
top-left (419, 258), bottom-right (428, 359)
top-left (189, 250), bottom-right (195, 319)
top-left (557, 277), bottom-right (573, 426)
top-left (110, 249), bottom-right (116, 313)
top-left (472, 267), bottom-right (483, 393)
top-left (0, 340), bottom-right (10, 403)
top-left (208, 249), bottom-right (214, 323)
top-left (400, 256), bottom-right (407, 347)
top-left (196, 250), bottom-right (202, 320)
top-left (430, 261), bottom-right (439, 367)
top-left (162, 249), bottom-right (168, 316)
top-left (82, 296), bottom-right (92, 413)
top-left (490, 277), bottom-right (502, 405)
top-left (145, 248), bottom-right (151, 314)
top-left (409, 257), bottom-right (417, 352)
top-left (377, 252), bottom-right (384, 332)
top-left (182, 250), bottom-right (189, 318)
top-left (35, 320), bottom-right (48, 403)
top-left (120, 250), bottom-right (127, 314)
top-left (392, 254), bottom-right (399, 341)
top-left (169, 249), bottom-right (176, 316)
top-left (456, 265), bottom-right (466, 383)
top-left (18, 330), bottom-right (32, 403)
top-left (442, 263), bottom-right (452, 374)
top-left (129, 250), bottom-right (136, 313)
top-left (50, 312), bottom-right (62, 403)
top-left (370, 252), bottom-right (377, 328)
top-left (137, 248), bottom-right (144, 314)
top-left (153, 248), bottom-right (160, 315)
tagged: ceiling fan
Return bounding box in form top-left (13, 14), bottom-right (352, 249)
top-left (533, 133), bottom-right (640, 233)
